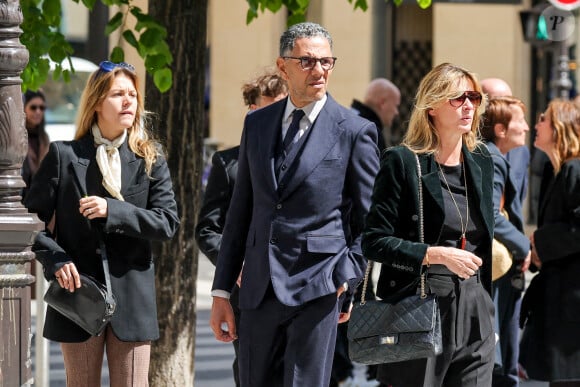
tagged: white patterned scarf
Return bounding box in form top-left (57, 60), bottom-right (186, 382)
top-left (91, 124), bottom-right (126, 201)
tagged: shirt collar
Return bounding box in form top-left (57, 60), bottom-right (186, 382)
top-left (283, 94), bottom-right (328, 125)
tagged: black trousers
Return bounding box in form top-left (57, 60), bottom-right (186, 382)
top-left (377, 270), bottom-right (495, 387)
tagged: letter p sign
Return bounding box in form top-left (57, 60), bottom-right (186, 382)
top-left (541, 6), bottom-right (574, 41)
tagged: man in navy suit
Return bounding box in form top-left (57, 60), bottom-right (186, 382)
top-left (195, 69), bottom-right (287, 387)
top-left (209, 22), bottom-right (379, 386)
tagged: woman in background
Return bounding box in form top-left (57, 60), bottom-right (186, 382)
top-left (25, 61), bottom-right (179, 386)
top-left (22, 89), bottom-right (49, 200)
top-left (520, 99), bottom-right (580, 386)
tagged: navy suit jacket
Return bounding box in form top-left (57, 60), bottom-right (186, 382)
top-left (212, 95), bottom-right (380, 309)
top-left (486, 142), bottom-right (530, 262)
top-left (506, 145), bottom-right (530, 204)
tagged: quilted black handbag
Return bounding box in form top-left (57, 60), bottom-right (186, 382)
top-left (347, 152), bottom-right (442, 365)
top-left (347, 263), bottom-right (442, 364)
top-left (44, 238), bottom-right (116, 336)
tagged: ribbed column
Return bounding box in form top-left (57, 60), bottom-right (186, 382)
top-left (0, 1), bottom-right (43, 385)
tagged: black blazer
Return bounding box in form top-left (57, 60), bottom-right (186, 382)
top-left (524, 158), bottom-right (580, 380)
top-left (25, 135), bottom-right (179, 342)
top-left (535, 159), bottom-right (580, 263)
top-left (362, 145), bottom-right (495, 298)
top-left (195, 146), bottom-right (239, 265)
top-left (351, 99), bottom-right (386, 152)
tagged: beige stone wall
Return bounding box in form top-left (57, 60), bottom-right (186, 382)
top-left (208, 1), bottom-right (284, 148)
top-left (312, 0), bottom-right (373, 108)
top-left (432, 3), bottom-right (532, 109)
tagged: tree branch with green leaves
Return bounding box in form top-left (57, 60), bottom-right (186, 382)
top-left (20, 0), bottom-right (173, 92)
top-left (245, 0), bottom-right (431, 26)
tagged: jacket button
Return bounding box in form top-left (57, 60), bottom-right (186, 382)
top-left (276, 204), bottom-right (282, 210)
top-left (389, 280), bottom-right (396, 287)
top-left (270, 238), bottom-right (278, 244)
top-left (411, 215), bottom-right (419, 221)
top-left (281, 164), bottom-right (287, 171)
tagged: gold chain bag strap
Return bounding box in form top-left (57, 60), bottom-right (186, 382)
top-left (347, 151), bottom-right (443, 364)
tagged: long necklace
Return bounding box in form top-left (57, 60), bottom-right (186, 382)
top-left (438, 162), bottom-right (469, 250)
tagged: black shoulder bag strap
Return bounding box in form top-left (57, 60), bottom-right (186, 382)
top-left (98, 236), bottom-right (116, 315)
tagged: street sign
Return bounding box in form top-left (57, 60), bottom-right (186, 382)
top-left (549, 0), bottom-right (580, 11)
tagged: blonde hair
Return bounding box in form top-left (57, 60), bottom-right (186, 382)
top-left (75, 66), bottom-right (160, 175)
top-left (402, 63), bottom-right (486, 154)
top-left (545, 99), bottom-right (580, 174)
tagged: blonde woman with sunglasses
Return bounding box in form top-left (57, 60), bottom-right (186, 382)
top-left (362, 63), bottom-right (495, 386)
top-left (25, 61), bottom-right (179, 386)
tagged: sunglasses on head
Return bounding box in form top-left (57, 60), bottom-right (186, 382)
top-left (99, 61), bottom-right (135, 73)
top-left (448, 91), bottom-right (482, 108)
top-left (29, 104), bottom-right (45, 111)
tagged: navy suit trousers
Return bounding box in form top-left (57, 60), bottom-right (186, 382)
top-left (238, 284), bottom-right (342, 387)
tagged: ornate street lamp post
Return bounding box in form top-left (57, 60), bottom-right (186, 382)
top-left (0, 0), bottom-right (43, 385)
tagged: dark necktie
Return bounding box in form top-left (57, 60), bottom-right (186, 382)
top-left (282, 109), bottom-right (305, 152)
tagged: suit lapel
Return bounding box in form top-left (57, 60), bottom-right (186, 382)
top-left (420, 154), bottom-right (444, 211)
top-left (72, 136), bottom-right (140, 199)
top-left (279, 97), bottom-right (342, 199)
top-left (464, 146), bottom-right (493, 237)
top-left (256, 100), bottom-right (285, 194)
top-left (417, 149), bottom-right (493, 242)
top-left (119, 140), bottom-right (140, 197)
top-left (71, 136), bottom-right (95, 197)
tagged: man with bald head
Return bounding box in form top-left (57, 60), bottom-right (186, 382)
top-left (481, 77), bottom-right (529, 387)
top-left (481, 78), bottom-right (512, 98)
top-left (351, 78), bottom-right (401, 151)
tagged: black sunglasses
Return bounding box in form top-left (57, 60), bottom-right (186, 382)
top-left (99, 61), bottom-right (135, 73)
top-left (29, 104), bottom-right (45, 111)
top-left (449, 91), bottom-right (482, 108)
top-left (282, 56), bottom-right (337, 70)
top-left (537, 113), bottom-right (546, 124)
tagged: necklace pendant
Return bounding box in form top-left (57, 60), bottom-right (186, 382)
top-left (460, 235), bottom-right (466, 250)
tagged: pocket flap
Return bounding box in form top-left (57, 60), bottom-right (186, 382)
top-left (306, 235), bottom-right (344, 254)
top-left (347, 294), bottom-right (438, 340)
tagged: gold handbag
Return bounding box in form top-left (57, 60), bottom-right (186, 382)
top-left (492, 193), bottom-right (513, 281)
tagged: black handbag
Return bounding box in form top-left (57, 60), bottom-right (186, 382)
top-left (44, 238), bottom-right (116, 336)
top-left (347, 152), bottom-right (443, 365)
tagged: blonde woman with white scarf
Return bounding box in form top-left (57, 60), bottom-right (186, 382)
top-left (25, 61), bottom-right (179, 387)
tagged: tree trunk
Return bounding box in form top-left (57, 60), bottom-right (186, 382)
top-left (146, 0), bottom-right (207, 385)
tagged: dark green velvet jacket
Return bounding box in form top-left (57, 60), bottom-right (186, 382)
top-left (362, 144), bottom-right (494, 298)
